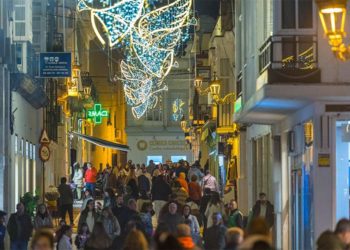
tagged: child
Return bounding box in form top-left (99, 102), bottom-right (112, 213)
top-left (75, 222), bottom-right (90, 250)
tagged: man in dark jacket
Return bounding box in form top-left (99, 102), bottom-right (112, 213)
top-left (158, 202), bottom-right (184, 234)
top-left (151, 174), bottom-right (172, 219)
top-left (204, 212), bottom-right (227, 250)
top-left (138, 165), bottom-right (151, 195)
top-left (58, 177), bottom-right (74, 225)
top-left (252, 192), bottom-right (274, 228)
top-left (7, 203), bottom-right (33, 250)
top-left (112, 194), bottom-right (129, 228)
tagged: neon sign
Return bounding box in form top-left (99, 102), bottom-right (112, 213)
top-left (87, 104), bottom-right (109, 124)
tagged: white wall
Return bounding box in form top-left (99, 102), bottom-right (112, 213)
top-left (11, 91), bottom-right (42, 210)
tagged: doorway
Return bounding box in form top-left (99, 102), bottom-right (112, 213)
top-left (335, 120), bottom-right (350, 219)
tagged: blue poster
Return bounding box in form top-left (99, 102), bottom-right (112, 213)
top-left (39, 52), bottom-right (71, 78)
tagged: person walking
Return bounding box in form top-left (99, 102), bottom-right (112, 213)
top-left (78, 200), bottom-right (98, 233)
top-left (227, 200), bottom-right (243, 229)
top-left (252, 192), bottom-right (274, 229)
top-left (137, 165), bottom-right (151, 195)
top-left (151, 171), bottom-right (172, 219)
top-left (30, 229), bottom-right (55, 250)
top-left (204, 213), bottom-right (227, 250)
top-left (188, 161), bottom-right (204, 184)
top-left (100, 207), bottom-right (121, 240)
top-left (172, 181), bottom-right (189, 207)
top-left (177, 172), bottom-right (189, 193)
top-left (57, 225), bottom-right (73, 250)
top-left (188, 175), bottom-right (202, 205)
top-left (74, 222), bottom-right (90, 250)
top-left (73, 162), bottom-right (84, 200)
top-left (7, 203), bottom-right (33, 250)
top-left (139, 202), bottom-right (154, 237)
top-left (103, 188), bottom-right (116, 209)
top-left (205, 191), bottom-right (225, 229)
top-left (85, 163), bottom-right (98, 197)
top-left (33, 204), bottom-right (53, 230)
top-left (202, 170), bottom-right (219, 193)
top-left (158, 202), bottom-right (185, 234)
top-left (58, 177), bottom-right (74, 225)
top-left (182, 205), bottom-right (200, 244)
top-left (85, 222), bottom-right (113, 250)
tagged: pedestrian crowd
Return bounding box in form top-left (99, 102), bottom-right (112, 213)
top-left (0, 159), bottom-right (279, 250)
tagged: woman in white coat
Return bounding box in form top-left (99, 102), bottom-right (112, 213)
top-left (73, 162), bottom-right (84, 200)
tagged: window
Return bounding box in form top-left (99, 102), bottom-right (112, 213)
top-left (147, 156), bottom-right (163, 165)
top-left (32, 145), bottom-right (36, 160)
top-left (16, 43), bottom-right (22, 65)
top-left (171, 156), bottom-right (187, 162)
top-left (15, 6), bottom-right (25, 20)
top-left (25, 141), bottom-right (29, 157)
top-left (33, 17), bottom-right (40, 30)
top-left (15, 23), bottom-right (25, 36)
top-left (282, 0), bottom-right (313, 29)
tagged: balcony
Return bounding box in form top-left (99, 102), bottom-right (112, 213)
top-left (258, 35), bottom-right (321, 84)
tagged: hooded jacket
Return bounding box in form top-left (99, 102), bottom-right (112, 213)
top-left (178, 172), bottom-right (189, 193)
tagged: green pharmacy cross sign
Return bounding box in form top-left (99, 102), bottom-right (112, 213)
top-left (87, 104), bottom-right (108, 124)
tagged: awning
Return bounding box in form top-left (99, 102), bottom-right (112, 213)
top-left (71, 132), bottom-right (130, 152)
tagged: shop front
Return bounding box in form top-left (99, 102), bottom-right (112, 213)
top-left (127, 135), bottom-right (192, 165)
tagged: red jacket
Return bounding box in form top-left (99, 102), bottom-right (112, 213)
top-left (85, 167), bottom-right (97, 183)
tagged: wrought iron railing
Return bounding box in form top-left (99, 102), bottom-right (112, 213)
top-left (259, 35), bottom-right (318, 74)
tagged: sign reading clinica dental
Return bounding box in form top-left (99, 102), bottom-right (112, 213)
top-left (87, 104), bottom-right (108, 124)
top-left (39, 52), bottom-right (72, 78)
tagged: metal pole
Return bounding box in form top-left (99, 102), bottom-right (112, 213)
top-left (63, 0), bottom-right (65, 51)
top-left (42, 161), bottom-right (45, 202)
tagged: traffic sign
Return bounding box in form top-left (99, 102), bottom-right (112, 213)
top-left (40, 130), bottom-right (50, 144)
top-left (39, 144), bottom-right (50, 162)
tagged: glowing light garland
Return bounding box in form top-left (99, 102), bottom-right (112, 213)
top-left (172, 98), bottom-right (185, 121)
top-left (77, 0), bottom-right (193, 119)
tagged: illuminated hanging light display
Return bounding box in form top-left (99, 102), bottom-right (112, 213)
top-left (77, 0), bottom-right (194, 119)
top-left (172, 98), bottom-right (185, 121)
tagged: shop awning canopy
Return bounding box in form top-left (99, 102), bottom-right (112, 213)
top-left (71, 132), bottom-right (130, 152)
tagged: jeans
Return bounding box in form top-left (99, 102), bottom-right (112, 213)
top-left (85, 182), bottom-right (95, 197)
top-left (10, 240), bottom-right (28, 250)
top-left (60, 204), bottom-right (74, 224)
top-left (76, 186), bottom-right (82, 200)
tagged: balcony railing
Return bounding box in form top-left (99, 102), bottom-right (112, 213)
top-left (259, 35), bottom-right (319, 83)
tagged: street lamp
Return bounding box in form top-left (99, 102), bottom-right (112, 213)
top-left (194, 73), bottom-right (235, 105)
top-left (316, 0), bottom-right (350, 60)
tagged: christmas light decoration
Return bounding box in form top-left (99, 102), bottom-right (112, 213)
top-left (77, 0), bottom-right (144, 47)
top-left (172, 98), bottom-right (185, 121)
top-left (77, 0), bottom-right (193, 118)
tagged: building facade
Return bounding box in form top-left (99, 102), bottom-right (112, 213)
top-left (235, 0), bottom-right (350, 249)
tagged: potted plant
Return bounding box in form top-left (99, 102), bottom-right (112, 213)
top-left (20, 191), bottom-right (40, 218)
top-left (45, 185), bottom-right (59, 208)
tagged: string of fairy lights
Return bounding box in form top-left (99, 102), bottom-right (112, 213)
top-left (77, 0), bottom-right (195, 119)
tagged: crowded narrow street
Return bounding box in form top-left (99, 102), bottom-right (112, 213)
top-left (3, 0), bottom-right (350, 249)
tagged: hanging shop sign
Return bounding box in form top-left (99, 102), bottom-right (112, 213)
top-left (39, 52), bottom-right (72, 78)
top-left (87, 103), bottom-right (109, 124)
